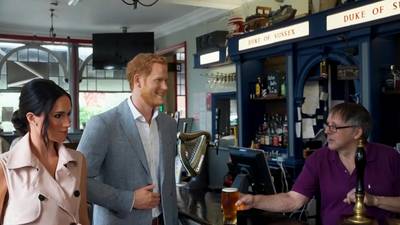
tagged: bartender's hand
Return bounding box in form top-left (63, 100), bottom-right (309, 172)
top-left (133, 184), bottom-right (160, 209)
top-left (343, 188), bottom-right (377, 206)
top-left (236, 194), bottom-right (255, 211)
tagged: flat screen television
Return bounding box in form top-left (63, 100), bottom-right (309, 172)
top-left (230, 148), bottom-right (276, 195)
top-left (92, 32), bottom-right (154, 70)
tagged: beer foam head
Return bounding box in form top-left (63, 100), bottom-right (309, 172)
top-left (222, 187), bottom-right (238, 192)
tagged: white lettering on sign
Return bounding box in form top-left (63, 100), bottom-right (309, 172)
top-left (327, 0), bottom-right (400, 30)
top-left (238, 21), bottom-right (309, 51)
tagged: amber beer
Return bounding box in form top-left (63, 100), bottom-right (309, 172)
top-left (221, 187), bottom-right (239, 224)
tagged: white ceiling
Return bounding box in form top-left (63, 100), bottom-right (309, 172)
top-left (0, 0), bottom-right (248, 40)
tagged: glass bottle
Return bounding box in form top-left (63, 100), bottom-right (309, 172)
top-left (255, 77), bottom-right (261, 98)
top-left (280, 76), bottom-right (286, 96)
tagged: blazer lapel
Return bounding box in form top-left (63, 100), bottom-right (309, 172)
top-left (156, 114), bottom-right (168, 186)
top-left (118, 102), bottom-right (151, 177)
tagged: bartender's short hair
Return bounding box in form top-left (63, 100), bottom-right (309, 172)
top-left (330, 102), bottom-right (372, 139)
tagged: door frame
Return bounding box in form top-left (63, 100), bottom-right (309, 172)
top-left (157, 42), bottom-right (187, 117)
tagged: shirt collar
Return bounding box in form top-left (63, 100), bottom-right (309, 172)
top-left (328, 142), bottom-right (375, 163)
top-left (127, 97), bottom-right (159, 122)
top-left (6, 133), bottom-right (78, 170)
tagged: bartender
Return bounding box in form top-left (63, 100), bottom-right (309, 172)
top-left (236, 103), bottom-right (400, 225)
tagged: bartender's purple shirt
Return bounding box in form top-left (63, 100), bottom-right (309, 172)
top-left (292, 142), bottom-right (400, 225)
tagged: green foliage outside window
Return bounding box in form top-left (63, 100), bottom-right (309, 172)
top-left (79, 106), bottom-right (102, 129)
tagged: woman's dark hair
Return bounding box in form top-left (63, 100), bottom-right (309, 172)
top-left (11, 79), bottom-right (71, 145)
top-left (11, 110), bottom-right (28, 136)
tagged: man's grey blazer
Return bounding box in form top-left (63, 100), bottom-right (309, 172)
top-left (78, 100), bottom-right (178, 225)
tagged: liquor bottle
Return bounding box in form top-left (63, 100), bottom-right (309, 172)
top-left (255, 77), bottom-right (261, 98)
top-left (262, 113), bottom-right (268, 133)
top-left (282, 115), bottom-right (288, 147)
top-left (275, 113), bottom-right (283, 136)
top-left (275, 114), bottom-right (283, 146)
top-left (249, 83), bottom-right (254, 99)
top-left (257, 126), bottom-right (264, 145)
top-left (261, 76), bottom-right (268, 97)
top-left (262, 114), bottom-right (269, 145)
top-left (280, 76), bottom-right (286, 96)
top-left (264, 128), bottom-right (270, 146)
top-left (270, 114), bottom-right (278, 146)
top-left (320, 60), bottom-right (328, 79)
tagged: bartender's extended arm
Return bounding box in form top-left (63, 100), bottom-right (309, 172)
top-left (236, 191), bottom-right (309, 212)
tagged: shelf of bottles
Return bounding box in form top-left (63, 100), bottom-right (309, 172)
top-left (249, 71), bottom-right (286, 100)
top-left (256, 113), bottom-right (288, 148)
top-left (247, 57), bottom-right (288, 158)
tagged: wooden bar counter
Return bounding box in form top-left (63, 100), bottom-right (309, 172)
top-left (177, 187), bottom-right (306, 225)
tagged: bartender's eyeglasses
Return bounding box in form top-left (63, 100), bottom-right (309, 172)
top-left (324, 123), bottom-right (356, 133)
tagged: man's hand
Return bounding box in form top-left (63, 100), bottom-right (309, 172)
top-left (235, 194), bottom-right (255, 211)
top-left (133, 184), bottom-right (160, 209)
top-left (343, 188), bottom-right (377, 206)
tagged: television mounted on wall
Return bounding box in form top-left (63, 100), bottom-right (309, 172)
top-left (92, 32), bottom-right (154, 70)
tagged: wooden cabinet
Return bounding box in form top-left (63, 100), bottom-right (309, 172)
top-left (228, 1), bottom-right (400, 180)
top-left (249, 56), bottom-right (288, 151)
top-left (371, 34), bottom-right (400, 147)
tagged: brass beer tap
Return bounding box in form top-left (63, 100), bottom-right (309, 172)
top-left (342, 139), bottom-right (377, 225)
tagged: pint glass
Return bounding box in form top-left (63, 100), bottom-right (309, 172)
top-left (221, 187), bottom-right (239, 225)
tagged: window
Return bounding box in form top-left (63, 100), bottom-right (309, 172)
top-left (176, 52), bottom-right (186, 118)
top-left (79, 92), bottom-right (129, 129)
top-left (78, 46), bottom-right (131, 129)
top-left (0, 41), bottom-right (68, 132)
top-left (0, 41), bottom-right (131, 131)
top-left (0, 93), bottom-right (20, 132)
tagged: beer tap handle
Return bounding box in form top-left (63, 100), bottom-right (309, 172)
top-left (215, 108), bottom-right (221, 155)
top-left (182, 122), bottom-right (188, 133)
top-left (341, 139), bottom-right (375, 225)
top-left (174, 111), bottom-right (180, 122)
top-left (355, 139), bottom-right (366, 194)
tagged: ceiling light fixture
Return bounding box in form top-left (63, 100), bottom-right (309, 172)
top-left (49, 8), bottom-right (56, 39)
top-left (68, 0), bottom-right (80, 6)
top-left (121, 0), bottom-right (159, 9)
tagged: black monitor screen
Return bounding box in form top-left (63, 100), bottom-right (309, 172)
top-left (230, 148), bottom-right (276, 195)
top-left (92, 32), bottom-right (154, 69)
